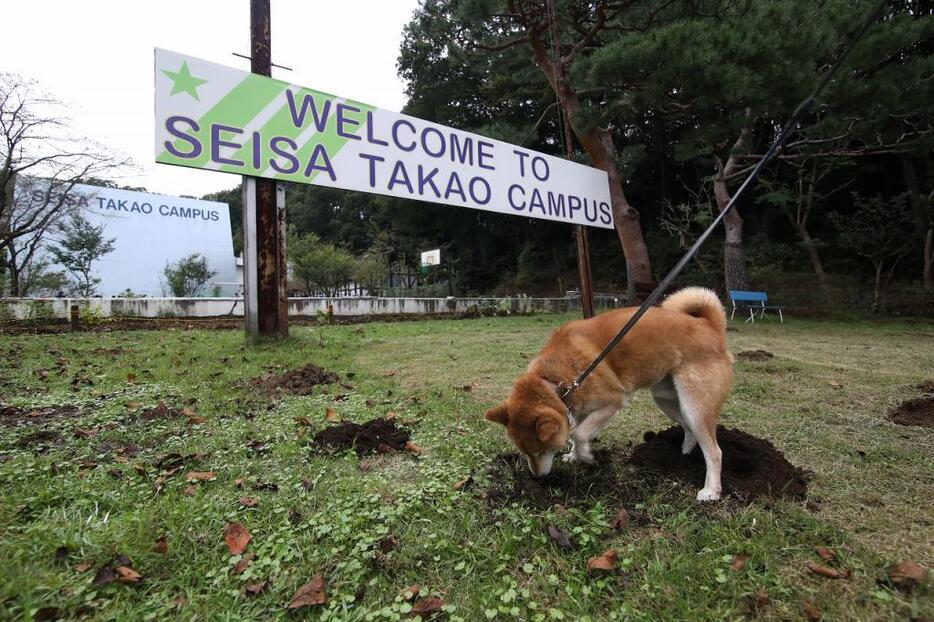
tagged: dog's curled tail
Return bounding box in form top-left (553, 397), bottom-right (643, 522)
top-left (661, 287), bottom-right (727, 333)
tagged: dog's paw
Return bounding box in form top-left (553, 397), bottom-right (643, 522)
top-left (696, 488), bottom-right (721, 502)
top-left (576, 448), bottom-right (596, 464)
top-left (560, 452), bottom-right (578, 463)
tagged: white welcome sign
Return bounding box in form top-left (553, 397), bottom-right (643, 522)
top-left (154, 48), bottom-right (613, 229)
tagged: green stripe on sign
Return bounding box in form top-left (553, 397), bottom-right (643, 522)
top-left (271, 92), bottom-right (375, 184)
top-left (156, 73), bottom-right (286, 168)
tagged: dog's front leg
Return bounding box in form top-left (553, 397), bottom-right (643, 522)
top-left (562, 405), bottom-right (617, 464)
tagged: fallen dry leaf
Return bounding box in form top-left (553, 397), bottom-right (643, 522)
top-left (546, 525), bottom-right (572, 550)
top-left (731, 554), bottom-right (751, 571)
top-left (383, 370), bottom-right (396, 377)
top-left (359, 461), bottom-right (371, 472)
top-left (233, 552), bottom-right (256, 574)
top-left (404, 441), bottom-right (424, 454)
top-left (452, 477), bottom-right (471, 491)
top-left (239, 496), bottom-right (258, 507)
top-left (587, 549), bottom-right (618, 572)
top-left (801, 597), bottom-right (821, 621)
top-left (234, 477), bottom-right (245, 488)
top-left (412, 597), bottom-right (445, 616)
top-left (74, 561), bottom-right (93, 573)
top-left (126, 372), bottom-right (137, 382)
top-left (385, 411), bottom-right (397, 420)
top-left (888, 561), bottom-right (927, 591)
top-left (152, 536), bottom-right (168, 555)
top-left (828, 380), bottom-right (842, 389)
top-left (610, 508), bottom-right (629, 531)
top-left (115, 566), bottom-right (142, 583)
top-left (287, 572), bottom-right (326, 609)
top-left (168, 595), bottom-right (186, 608)
top-left (125, 401), bottom-right (141, 409)
top-left (183, 485), bottom-right (197, 496)
top-left (325, 408), bottom-right (340, 423)
top-left (223, 523), bottom-right (251, 556)
top-left (806, 561), bottom-right (849, 579)
top-left (244, 580), bottom-right (267, 596)
top-left (92, 565), bottom-right (117, 587)
top-left (814, 545), bottom-right (835, 561)
top-left (185, 471), bottom-right (216, 482)
top-left (399, 584), bottom-right (420, 601)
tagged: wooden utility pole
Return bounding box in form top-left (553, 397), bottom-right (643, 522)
top-left (562, 108), bottom-right (595, 319)
top-left (243, 0), bottom-right (288, 338)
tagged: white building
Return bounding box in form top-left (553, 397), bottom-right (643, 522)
top-left (25, 181), bottom-right (238, 297)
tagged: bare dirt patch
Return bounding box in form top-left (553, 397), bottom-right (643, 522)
top-left (312, 419), bottom-right (410, 455)
top-left (888, 396), bottom-right (934, 428)
top-left (0, 404), bottom-right (80, 427)
top-left (138, 403), bottom-right (187, 421)
top-left (916, 380), bottom-right (934, 394)
top-left (630, 426), bottom-right (808, 501)
top-left (484, 449), bottom-right (644, 510)
top-left (736, 349), bottom-right (774, 362)
top-left (249, 364), bottom-right (341, 397)
top-left (484, 427), bottom-right (808, 510)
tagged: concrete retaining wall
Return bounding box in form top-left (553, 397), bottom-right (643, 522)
top-left (0, 295), bottom-right (627, 320)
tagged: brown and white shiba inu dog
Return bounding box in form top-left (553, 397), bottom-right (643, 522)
top-left (485, 287), bottom-right (734, 501)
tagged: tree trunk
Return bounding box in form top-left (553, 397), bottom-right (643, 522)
top-left (795, 224), bottom-right (830, 293)
top-left (8, 261), bottom-right (20, 297)
top-left (577, 128), bottom-right (653, 296)
top-left (714, 175), bottom-right (750, 291)
top-left (527, 37), bottom-right (653, 300)
top-left (925, 226), bottom-right (933, 291)
top-left (872, 261), bottom-right (884, 314)
top-left (713, 113), bottom-right (754, 292)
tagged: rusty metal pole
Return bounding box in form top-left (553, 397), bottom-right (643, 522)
top-left (244, 0), bottom-right (288, 338)
top-left (562, 109), bottom-right (595, 319)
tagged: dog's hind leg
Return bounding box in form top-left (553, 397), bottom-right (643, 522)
top-left (672, 368), bottom-right (731, 501)
top-left (651, 375), bottom-right (696, 455)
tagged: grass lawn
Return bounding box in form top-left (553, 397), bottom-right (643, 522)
top-left (0, 314), bottom-right (931, 620)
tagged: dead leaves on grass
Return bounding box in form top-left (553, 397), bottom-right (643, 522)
top-left (91, 554), bottom-right (142, 588)
top-left (546, 525), bottom-right (572, 550)
top-left (586, 549), bottom-right (618, 573)
top-left (223, 523), bottom-right (251, 556)
top-left (152, 536), bottom-right (168, 555)
top-left (287, 572), bottom-right (326, 609)
top-left (888, 561), bottom-right (927, 591)
top-left (806, 561), bottom-right (850, 579)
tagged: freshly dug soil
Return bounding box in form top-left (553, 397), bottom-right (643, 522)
top-left (888, 396), bottom-right (934, 428)
top-left (485, 449), bottom-right (643, 510)
top-left (313, 418), bottom-right (410, 455)
top-left (736, 349), bottom-right (774, 362)
top-left (249, 364), bottom-right (340, 396)
top-left (0, 404), bottom-right (80, 427)
top-left (630, 426), bottom-right (808, 501)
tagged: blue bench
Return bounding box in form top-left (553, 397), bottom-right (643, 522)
top-left (728, 290), bottom-right (784, 323)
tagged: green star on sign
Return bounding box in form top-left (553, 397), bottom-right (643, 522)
top-left (162, 61), bottom-right (208, 101)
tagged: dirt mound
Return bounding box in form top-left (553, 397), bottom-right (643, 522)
top-left (313, 418), bottom-right (410, 455)
top-left (736, 349), bottom-right (774, 362)
top-left (630, 426), bottom-right (808, 501)
top-left (249, 364), bottom-right (340, 396)
top-left (0, 404), bottom-right (80, 427)
top-left (888, 396), bottom-right (934, 428)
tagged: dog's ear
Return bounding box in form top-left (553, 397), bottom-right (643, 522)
top-left (536, 414), bottom-right (560, 443)
top-left (484, 403), bottom-right (508, 426)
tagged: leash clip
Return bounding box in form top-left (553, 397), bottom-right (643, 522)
top-left (556, 380), bottom-right (579, 431)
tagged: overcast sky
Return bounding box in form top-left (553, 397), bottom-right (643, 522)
top-left (1, 0), bottom-right (423, 198)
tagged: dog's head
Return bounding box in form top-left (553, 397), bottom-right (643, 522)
top-left (485, 374), bottom-right (570, 477)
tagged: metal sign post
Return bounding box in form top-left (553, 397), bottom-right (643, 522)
top-left (243, 0), bottom-right (287, 339)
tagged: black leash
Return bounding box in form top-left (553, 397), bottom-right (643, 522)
top-left (558, 0), bottom-right (886, 410)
